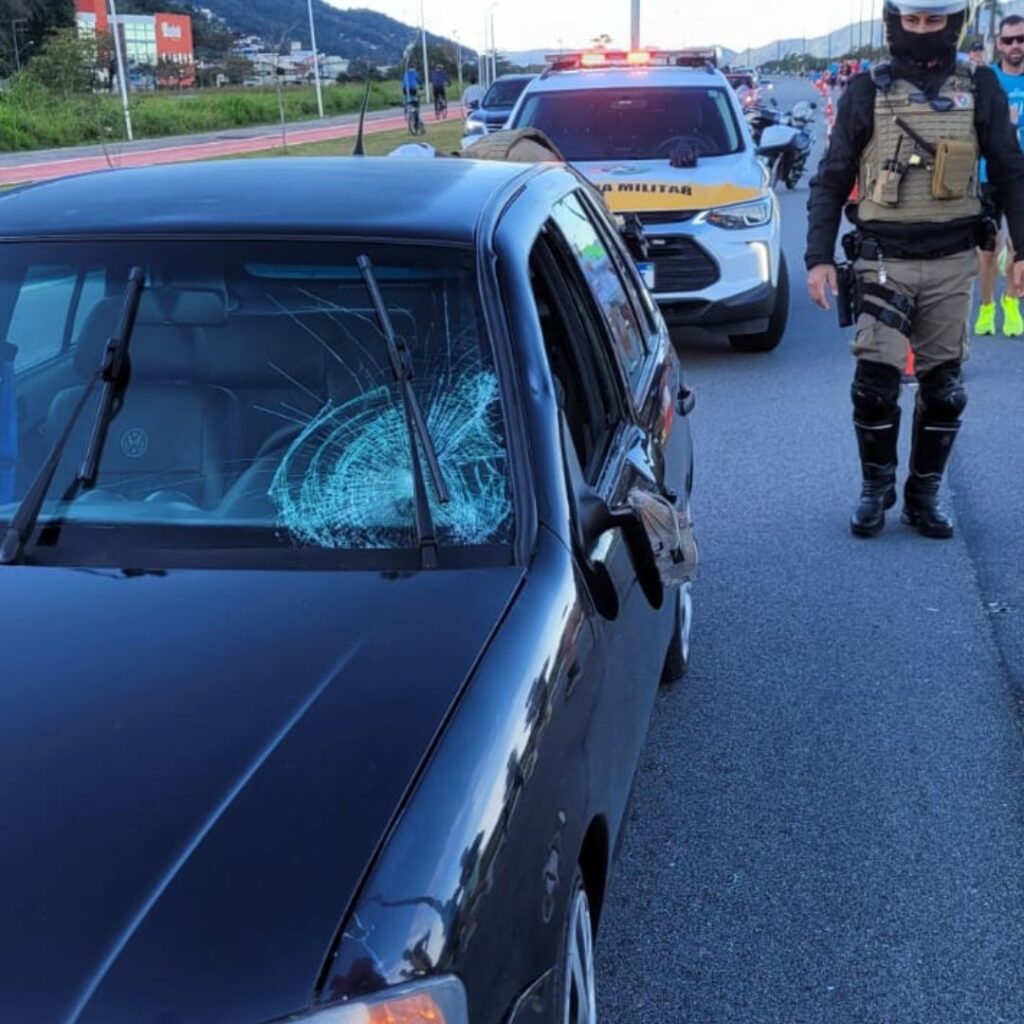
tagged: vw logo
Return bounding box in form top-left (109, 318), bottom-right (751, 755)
top-left (120, 427), bottom-right (149, 459)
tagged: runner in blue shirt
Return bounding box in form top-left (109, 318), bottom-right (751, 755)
top-left (976, 14), bottom-right (1024, 336)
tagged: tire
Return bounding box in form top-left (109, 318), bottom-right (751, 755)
top-left (552, 868), bottom-right (597, 1024)
top-left (729, 252), bottom-right (790, 353)
top-left (660, 582), bottom-right (693, 685)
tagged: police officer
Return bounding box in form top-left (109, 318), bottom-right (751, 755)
top-left (806, 0), bottom-right (1024, 539)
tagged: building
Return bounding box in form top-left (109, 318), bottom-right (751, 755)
top-left (74, 0), bottom-right (195, 87)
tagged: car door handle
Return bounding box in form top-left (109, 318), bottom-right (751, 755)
top-left (677, 386), bottom-right (696, 417)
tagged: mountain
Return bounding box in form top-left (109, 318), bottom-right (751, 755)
top-left (196, 0), bottom-right (468, 62)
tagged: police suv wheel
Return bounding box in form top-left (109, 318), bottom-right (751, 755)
top-left (729, 253), bottom-right (789, 353)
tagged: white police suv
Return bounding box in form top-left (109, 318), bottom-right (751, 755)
top-left (506, 49), bottom-right (787, 351)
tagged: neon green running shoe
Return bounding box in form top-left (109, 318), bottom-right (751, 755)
top-left (975, 302), bottom-right (996, 335)
top-left (1002, 295), bottom-right (1024, 337)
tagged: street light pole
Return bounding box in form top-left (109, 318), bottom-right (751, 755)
top-left (489, 4), bottom-right (497, 85)
top-left (420, 0), bottom-right (431, 105)
top-left (454, 29), bottom-right (462, 99)
top-left (108, 0), bottom-right (133, 141)
top-left (306, 0), bottom-right (324, 117)
top-left (630, 0), bottom-right (640, 50)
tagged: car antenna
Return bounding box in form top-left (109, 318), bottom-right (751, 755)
top-left (352, 74), bottom-right (372, 156)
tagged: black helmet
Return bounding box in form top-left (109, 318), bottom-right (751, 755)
top-left (883, 0), bottom-right (970, 63)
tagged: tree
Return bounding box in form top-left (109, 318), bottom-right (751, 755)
top-left (24, 26), bottom-right (99, 98)
top-left (591, 33), bottom-right (613, 48)
top-left (0, 0), bottom-right (74, 75)
top-left (224, 52), bottom-right (252, 84)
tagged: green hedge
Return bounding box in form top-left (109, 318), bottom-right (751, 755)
top-left (0, 80), bottom-right (408, 152)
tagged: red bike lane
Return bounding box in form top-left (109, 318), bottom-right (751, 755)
top-left (0, 108), bottom-right (452, 187)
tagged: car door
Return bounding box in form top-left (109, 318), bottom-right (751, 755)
top-left (529, 200), bottom-right (668, 820)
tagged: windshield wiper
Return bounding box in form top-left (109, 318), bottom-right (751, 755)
top-left (357, 255), bottom-right (449, 570)
top-left (0, 267), bottom-right (145, 565)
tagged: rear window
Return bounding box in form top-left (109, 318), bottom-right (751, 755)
top-left (512, 86), bottom-right (743, 162)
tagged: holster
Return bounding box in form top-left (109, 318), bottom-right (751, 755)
top-left (837, 262), bottom-right (857, 329)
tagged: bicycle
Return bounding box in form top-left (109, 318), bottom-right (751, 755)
top-left (433, 90), bottom-right (448, 120)
top-left (405, 92), bottom-right (426, 135)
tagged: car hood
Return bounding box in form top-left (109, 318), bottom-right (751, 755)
top-left (0, 564), bottom-right (522, 1024)
top-left (576, 150), bottom-right (766, 214)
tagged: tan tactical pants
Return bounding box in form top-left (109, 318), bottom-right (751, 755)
top-left (852, 250), bottom-right (975, 375)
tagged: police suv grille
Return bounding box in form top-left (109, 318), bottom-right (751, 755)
top-left (637, 210), bottom-right (697, 226)
top-left (649, 237), bottom-right (719, 292)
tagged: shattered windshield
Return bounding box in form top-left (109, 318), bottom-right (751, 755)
top-left (0, 240), bottom-right (514, 567)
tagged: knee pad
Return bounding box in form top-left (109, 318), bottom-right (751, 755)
top-left (851, 360), bottom-right (901, 422)
top-left (918, 361), bottom-right (967, 422)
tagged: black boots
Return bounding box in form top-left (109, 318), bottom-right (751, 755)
top-left (850, 412), bottom-right (899, 537)
top-left (902, 413), bottom-right (960, 538)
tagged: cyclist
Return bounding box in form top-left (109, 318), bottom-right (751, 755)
top-left (402, 65), bottom-right (424, 134)
top-left (431, 64), bottom-right (450, 118)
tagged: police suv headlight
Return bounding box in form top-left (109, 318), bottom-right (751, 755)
top-left (695, 197), bottom-right (774, 230)
top-left (288, 977), bottom-right (468, 1023)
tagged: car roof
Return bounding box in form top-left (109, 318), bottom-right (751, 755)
top-left (0, 158), bottom-right (539, 243)
top-left (524, 65), bottom-right (729, 93)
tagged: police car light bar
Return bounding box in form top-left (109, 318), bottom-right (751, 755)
top-left (544, 47), bottom-right (720, 71)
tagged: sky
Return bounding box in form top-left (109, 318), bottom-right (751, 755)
top-left (327, 0), bottom-right (887, 56)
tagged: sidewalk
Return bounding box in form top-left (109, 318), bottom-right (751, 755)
top-left (0, 105), bottom-right (461, 186)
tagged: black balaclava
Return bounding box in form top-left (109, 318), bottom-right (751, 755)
top-left (885, 8), bottom-right (964, 67)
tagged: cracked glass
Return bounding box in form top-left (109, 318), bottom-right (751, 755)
top-left (0, 239), bottom-right (514, 565)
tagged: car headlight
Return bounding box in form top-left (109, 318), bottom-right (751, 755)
top-left (293, 977), bottom-right (467, 1023)
top-left (464, 113), bottom-right (486, 133)
top-left (695, 196), bottom-right (773, 230)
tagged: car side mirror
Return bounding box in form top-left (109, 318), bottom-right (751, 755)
top-left (619, 213), bottom-right (649, 262)
top-left (466, 98), bottom-right (480, 111)
top-left (557, 410), bottom-right (663, 619)
top-left (574, 485), bottom-right (664, 619)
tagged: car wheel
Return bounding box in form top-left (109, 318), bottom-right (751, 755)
top-left (729, 252), bottom-right (789, 353)
top-left (660, 582), bottom-right (693, 684)
top-left (553, 869), bottom-right (598, 1024)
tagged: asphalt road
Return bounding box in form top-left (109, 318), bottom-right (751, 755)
top-left (595, 79), bottom-right (1024, 1024)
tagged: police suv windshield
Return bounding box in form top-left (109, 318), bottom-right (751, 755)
top-left (513, 86), bottom-right (744, 162)
top-left (0, 239), bottom-right (514, 569)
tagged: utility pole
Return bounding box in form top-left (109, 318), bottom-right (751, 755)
top-left (988, 0), bottom-right (999, 62)
top-left (481, 10), bottom-right (489, 88)
top-left (420, 0), bottom-right (430, 105)
top-left (453, 29), bottom-right (462, 98)
top-left (8, 18), bottom-right (26, 74)
top-left (630, 0), bottom-right (640, 50)
top-left (489, 4), bottom-right (497, 85)
top-left (108, 0), bottom-right (133, 141)
top-left (306, 0), bottom-right (323, 117)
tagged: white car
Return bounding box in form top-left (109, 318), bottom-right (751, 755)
top-left (506, 50), bottom-right (788, 351)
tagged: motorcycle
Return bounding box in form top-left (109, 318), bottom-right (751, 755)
top-left (745, 100), bottom-right (782, 147)
top-left (756, 100), bottom-right (817, 190)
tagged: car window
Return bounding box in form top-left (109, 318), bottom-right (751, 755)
top-left (7, 266), bottom-right (76, 371)
top-left (514, 86), bottom-right (743, 161)
top-left (530, 231), bottom-right (625, 483)
top-left (0, 239), bottom-right (515, 567)
top-left (549, 193), bottom-right (648, 385)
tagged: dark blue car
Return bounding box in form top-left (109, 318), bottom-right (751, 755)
top-left (462, 74), bottom-right (536, 145)
top-left (0, 156), bottom-right (697, 1024)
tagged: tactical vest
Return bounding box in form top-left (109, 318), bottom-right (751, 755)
top-left (858, 64), bottom-right (982, 224)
